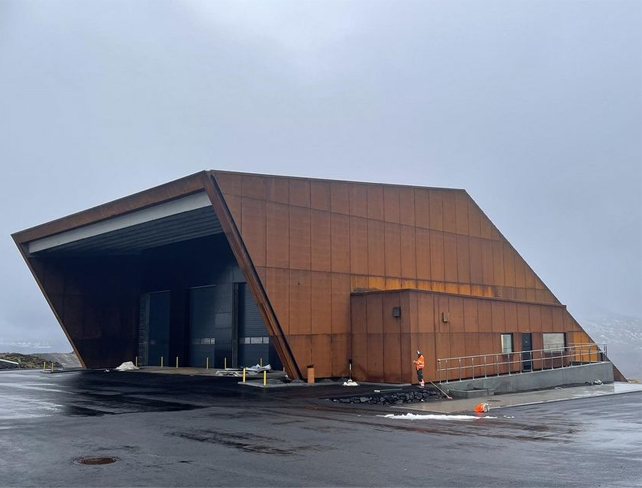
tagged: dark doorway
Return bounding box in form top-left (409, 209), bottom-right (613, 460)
top-left (521, 333), bottom-right (533, 371)
top-left (147, 291), bottom-right (170, 367)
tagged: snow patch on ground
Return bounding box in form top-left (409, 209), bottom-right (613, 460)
top-left (380, 413), bottom-right (497, 421)
top-left (115, 361), bottom-right (138, 371)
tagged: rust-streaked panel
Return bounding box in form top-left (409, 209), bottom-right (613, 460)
top-left (430, 230), bottom-right (445, 282)
top-left (216, 172), bottom-right (242, 196)
top-left (456, 234), bottom-right (471, 284)
top-left (367, 334), bottom-right (384, 382)
top-left (492, 241), bottom-right (505, 287)
top-left (383, 186), bottom-right (400, 223)
top-left (443, 232), bottom-right (458, 283)
top-left (399, 187), bottom-right (415, 226)
top-left (384, 222), bottom-right (401, 278)
top-left (365, 294), bottom-right (383, 334)
top-left (266, 202), bottom-right (290, 268)
top-left (455, 192), bottom-right (469, 235)
top-left (463, 299), bottom-right (479, 333)
top-left (414, 188), bottom-right (430, 229)
top-left (467, 198), bottom-right (482, 238)
top-left (416, 227), bottom-right (431, 281)
top-left (331, 273), bottom-right (351, 334)
top-left (491, 301), bottom-right (506, 333)
top-left (242, 174), bottom-right (266, 200)
top-left (310, 181), bottom-right (331, 211)
top-left (289, 179), bottom-right (310, 207)
top-left (503, 243), bottom-right (516, 287)
top-left (240, 198), bottom-right (266, 268)
top-left (448, 296), bottom-right (465, 333)
top-left (529, 305), bottom-right (542, 332)
top-left (351, 333), bottom-right (368, 379)
top-left (331, 213), bottom-right (350, 273)
top-left (350, 216), bottom-right (368, 275)
top-left (289, 206), bottom-right (311, 270)
top-left (266, 267), bottom-right (290, 335)
top-left (428, 190), bottom-right (444, 232)
top-left (400, 225), bottom-right (417, 280)
top-left (332, 333), bottom-right (350, 377)
top-left (416, 293), bottom-right (434, 334)
top-left (442, 192), bottom-right (457, 234)
top-left (310, 334), bottom-right (332, 377)
top-left (310, 210), bottom-right (331, 272)
top-left (266, 177), bottom-right (289, 204)
top-left (383, 333), bottom-right (402, 383)
top-left (289, 270), bottom-right (311, 335)
top-left (517, 303), bottom-right (530, 333)
top-left (367, 219), bottom-right (385, 276)
top-left (311, 271), bottom-right (332, 335)
top-left (367, 185), bottom-right (384, 220)
top-left (330, 181), bottom-right (350, 215)
top-left (382, 293), bottom-right (401, 334)
top-left (349, 184), bottom-right (368, 218)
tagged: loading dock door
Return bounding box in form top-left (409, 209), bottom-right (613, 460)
top-left (189, 285), bottom-right (233, 368)
top-left (238, 283), bottom-right (270, 367)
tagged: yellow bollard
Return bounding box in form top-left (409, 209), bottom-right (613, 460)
top-left (206, 357), bottom-right (209, 370)
top-left (259, 357), bottom-right (263, 367)
top-left (43, 362), bottom-right (46, 371)
top-left (263, 370), bottom-right (267, 386)
top-left (51, 362), bottom-right (54, 373)
top-left (176, 357), bottom-right (179, 368)
top-left (161, 356), bottom-right (164, 368)
top-left (224, 357), bottom-right (227, 370)
top-left (242, 368), bottom-right (246, 383)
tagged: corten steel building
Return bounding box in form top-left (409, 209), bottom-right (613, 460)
top-left (12, 171), bottom-right (621, 383)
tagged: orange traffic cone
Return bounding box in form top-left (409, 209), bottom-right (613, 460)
top-left (474, 403), bottom-right (489, 413)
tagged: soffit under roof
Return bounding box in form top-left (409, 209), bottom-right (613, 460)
top-left (26, 192), bottom-right (223, 256)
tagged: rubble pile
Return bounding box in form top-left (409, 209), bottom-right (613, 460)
top-left (331, 389), bottom-right (439, 405)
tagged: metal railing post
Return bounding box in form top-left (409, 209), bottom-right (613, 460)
top-left (458, 358), bottom-right (462, 382)
top-left (484, 356), bottom-right (487, 378)
top-left (471, 357), bottom-right (475, 379)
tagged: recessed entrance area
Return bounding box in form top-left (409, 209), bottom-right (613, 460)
top-left (24, 191), bottom-right (282, 371)
top-left (138, 234), bottom-right (281, 370)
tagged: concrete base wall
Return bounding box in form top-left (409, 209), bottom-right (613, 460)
top-left (439, 362), bottom-right (614, 394)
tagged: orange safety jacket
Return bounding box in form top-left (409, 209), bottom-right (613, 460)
top-left (415, 355), bottom-right (425, 371)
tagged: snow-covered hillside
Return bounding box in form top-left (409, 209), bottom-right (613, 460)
top-left (578, 314), bottom-right (642, 380)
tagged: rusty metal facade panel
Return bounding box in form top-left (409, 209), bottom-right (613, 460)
top-left (350, 289), bottom-right (614, 383)
top-left (13, 170), bottom-right (614, 381)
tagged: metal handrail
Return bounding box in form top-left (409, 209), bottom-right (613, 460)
top-left (437, 342), bottom-right (608, 383)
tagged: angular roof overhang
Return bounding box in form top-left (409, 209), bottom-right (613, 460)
top-left (11, 170), bottom-right (303, 379)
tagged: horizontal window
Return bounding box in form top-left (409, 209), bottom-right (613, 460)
top-left (543, 333), bottom-right (565, 352)
top-left (239, 336), bottom-right (270, 345)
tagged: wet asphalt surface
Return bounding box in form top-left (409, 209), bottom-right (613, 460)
top-left (0, 370), bottom-right (640, 487)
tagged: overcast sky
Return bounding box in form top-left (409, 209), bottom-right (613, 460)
top-left (0, 0), bottom-right (640, 352)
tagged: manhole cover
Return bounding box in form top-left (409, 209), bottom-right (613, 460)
top-left (75, 456), bottom-right (119, 465)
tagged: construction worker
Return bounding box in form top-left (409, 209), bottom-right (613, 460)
top-left (413, 350), bottom-right (425, 387)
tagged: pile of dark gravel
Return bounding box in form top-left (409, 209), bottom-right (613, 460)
top-left (330, 388), bottom-right (439, 405)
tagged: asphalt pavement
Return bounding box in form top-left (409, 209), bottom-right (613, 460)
top-left (0, 370), bottom-right (640, 487)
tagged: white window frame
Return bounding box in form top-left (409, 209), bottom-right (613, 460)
top-left (500, 334), bottom-right (513, 354)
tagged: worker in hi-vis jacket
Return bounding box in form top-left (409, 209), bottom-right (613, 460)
top-left (413, 350), bottom-right (425, 387)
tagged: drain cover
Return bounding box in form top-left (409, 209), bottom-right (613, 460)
top-left (75, 456), bottom-right (119, 465)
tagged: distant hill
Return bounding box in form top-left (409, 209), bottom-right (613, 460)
top-left (579, 314), bottom-right (642, 381)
